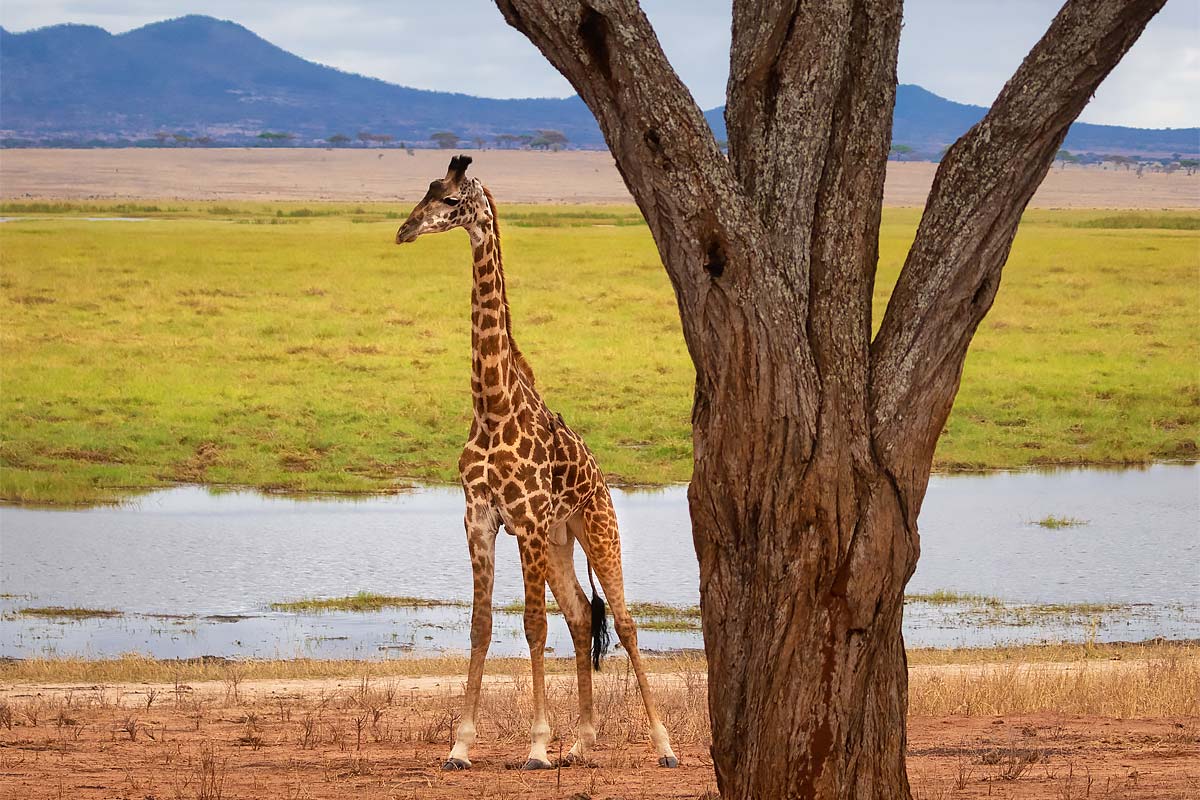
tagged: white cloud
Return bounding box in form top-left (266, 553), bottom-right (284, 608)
top-left (897, 0), bottom-right (1200, 128)
top-left (2, 0), bottom-right (1195, 127)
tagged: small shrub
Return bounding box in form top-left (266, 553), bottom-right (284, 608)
top-left (1034, 515), bottom-right (1088, 529)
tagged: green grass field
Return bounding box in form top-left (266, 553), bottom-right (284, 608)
top-left (1, 202), bottom-right (1196, 505)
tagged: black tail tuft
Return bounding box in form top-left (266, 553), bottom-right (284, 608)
top-left (590, 589), bottom-right (610, 671)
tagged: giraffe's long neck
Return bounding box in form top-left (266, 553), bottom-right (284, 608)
top-left (467, 194), bottom-right (531, 426)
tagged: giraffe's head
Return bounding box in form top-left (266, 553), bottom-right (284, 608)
top-left (395, 155), bottom-right (487, 244)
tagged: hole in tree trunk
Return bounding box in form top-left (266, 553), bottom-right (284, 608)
top-left (704, 237), bottom-right (726, 279)
top-left (644, 128), bottom-right (674, 172)
top-left (764, 66), bottom-right (781, 123)
top-left (578, 6), bottom-right (612, 83)
top-left (972, 274), bottom-right (997, 308)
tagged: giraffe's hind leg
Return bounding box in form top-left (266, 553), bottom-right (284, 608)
top-left (546, 519), bottom-right (597, 761)
top-left (444, 498), bottom-right (500, 770)
top-left (577, 487), bottom-right (679, 767)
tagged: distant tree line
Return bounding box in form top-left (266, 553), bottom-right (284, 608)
top-left (5, 131), bottom-right (1196, 171)
top-left (319, 130), bottom-right (574, 151)
top-left (1055, 149), bottom-right (1200, 176)
top-left (150, 131), bottom-right (213, 146)
top-left (426, 129), bottom-right (571, 151)
top-left (880, 144), bottom-right (1200, 172)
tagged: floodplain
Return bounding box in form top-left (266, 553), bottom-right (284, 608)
top-left (1, 202), bottom-right (1195, 505)
top-left (1, 151), bottom-right (1197, 798)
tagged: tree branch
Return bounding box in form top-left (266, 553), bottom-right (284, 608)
top-left (870, 0), bottom-right (1165, 507)
top-left (725, 0), bottom-right (901, 305)
top-left (494, 2), bottom-right (756, 315)
top-left (726, 1), bottom-right (904, 547)
top-left (726, 0), bottom-right (849, 216)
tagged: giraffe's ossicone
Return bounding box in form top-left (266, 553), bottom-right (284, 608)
top-left (395, 155), bottom-right (678, 771)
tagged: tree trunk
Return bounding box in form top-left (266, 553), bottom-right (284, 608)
top-left (692, 455), bottom-right (917, 797)
top-left (493, 1), bottom-right (1164, 796)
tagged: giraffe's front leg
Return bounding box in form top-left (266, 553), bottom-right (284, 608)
top-left (444, 502), bottom-right (499, 770)
top-left (516, 531), bottom-right (555, 770)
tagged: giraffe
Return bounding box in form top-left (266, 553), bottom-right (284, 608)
top-left (395, 155), bottom-right (678, 771)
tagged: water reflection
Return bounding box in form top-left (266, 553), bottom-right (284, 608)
top-left (1, 464), bottom-right (1195, 658)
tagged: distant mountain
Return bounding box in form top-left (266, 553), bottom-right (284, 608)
top-left (0, 16), bottom-right (600, 146)
top-left (2, 15), bottom-right (1196, 157)
top-left (706, 85), bottom-right (1199, 158)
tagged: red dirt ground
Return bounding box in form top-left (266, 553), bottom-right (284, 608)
top-left (0, 680), bottom-right (1196, 799)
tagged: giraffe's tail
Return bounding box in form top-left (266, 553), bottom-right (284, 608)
top-left (587, 562), bottom-right (611, 671)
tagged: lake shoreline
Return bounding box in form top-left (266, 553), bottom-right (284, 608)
top-left (3, 456), bottom-right (1197, 510)
top-left (1, 638), bottom-right (1196, 683)
top-left (4, 467), bottom-right (1197, 658)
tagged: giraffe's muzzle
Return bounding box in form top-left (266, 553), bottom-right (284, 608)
top-left (395, 220), bottom-right (420, 244)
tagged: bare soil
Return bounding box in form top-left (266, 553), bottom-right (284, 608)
top-left (1, 670), bottom-right (1195, 799)
top-left (2, 148), bottom-right (1197, 207)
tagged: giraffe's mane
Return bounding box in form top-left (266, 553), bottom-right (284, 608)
top-left (482, 185), bottom-right (535, 388)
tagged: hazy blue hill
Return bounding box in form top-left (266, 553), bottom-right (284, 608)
top-left (891, 84), bottom-right (988, 147)
top-left (2, 15), bottom-right (1195, 156)
top-left (706, 84), bottom-right (1198, 158)
top-left (889, 85), bottom-right (1198, 156)
top-left (0, 16), bottom-right (600, 144)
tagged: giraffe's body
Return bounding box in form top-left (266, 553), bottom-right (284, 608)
top-left (396, 156), bottom-right (677, 770)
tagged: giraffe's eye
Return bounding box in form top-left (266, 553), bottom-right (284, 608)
top-left (443, 197), bottom-right (460, 206)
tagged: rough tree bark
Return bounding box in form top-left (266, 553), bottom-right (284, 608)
top-left (492, 1), bottom-right (1164, 797)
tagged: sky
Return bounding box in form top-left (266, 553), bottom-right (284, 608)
top-left (1, 1), bottom-right (1196, 128)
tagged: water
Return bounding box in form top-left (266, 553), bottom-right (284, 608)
top-left (1, 464), bottom-right (1196, 659)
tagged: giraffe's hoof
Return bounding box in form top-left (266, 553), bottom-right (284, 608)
top-left (658, 755), bottom-right (680, 768)
top-left (442, 758), bottom-right (471, 771)
top-left (520, 758), bottom-right (554, 771)
top-left (559, 752), bottom-right (588, 767)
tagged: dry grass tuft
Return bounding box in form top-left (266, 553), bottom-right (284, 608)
top-left (1033, 515), bottom-right (1089, 529)
top-left (2, 649), bottom-right (1196, 728)
top-left (16, 606), bottom-right (122, 619)
top-left (0, 652), bottom-right (680, 685)
top-left (3, 640), bottom-right (1194, 688)
top-left (270, 591), bottom-right (467, 612)
top-left (908, 654), bottom-right (1200, 717)
top-left (905, 638), bottom-right (1197, 666)
top-left (0, 647), bottom-right (1196, 800)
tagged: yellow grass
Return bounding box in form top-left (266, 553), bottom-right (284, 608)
top-left (908, 657), bottom-right (1200, 717)
top-left (1, 203), bottom-right (1196, 505)
top-left (2, 640), bottom-right (1193, 693)
top-left (2, 650), bottom-right (1196, 725)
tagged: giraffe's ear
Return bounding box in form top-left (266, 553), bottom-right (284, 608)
top-left (447, 154), bottom-right (472, 181)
